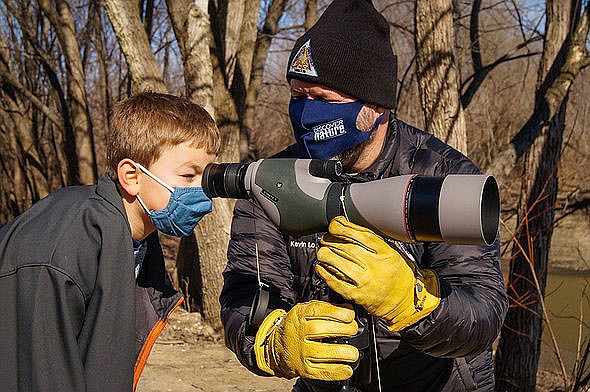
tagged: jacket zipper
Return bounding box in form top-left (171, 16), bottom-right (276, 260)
top-left (132, 296), bottom-right (184, 391)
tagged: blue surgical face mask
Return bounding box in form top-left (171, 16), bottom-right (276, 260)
top-left (135, 163), bottom-right (212, 237)
top-left (289, 97), bottom-right (384, 159)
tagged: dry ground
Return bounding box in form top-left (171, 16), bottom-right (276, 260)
top-left (136, 309), bottom-right (293, 392)
top-left (137, 308), bottom-right (569, 392)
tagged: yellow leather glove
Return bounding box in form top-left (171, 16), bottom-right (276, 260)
top-left (315, 216), bottom-right (441, 332)
top-left (254, 300), bottom-right (359, 380)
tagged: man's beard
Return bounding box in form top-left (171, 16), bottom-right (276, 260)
top-left (334, 133), bottom-right (375, 173)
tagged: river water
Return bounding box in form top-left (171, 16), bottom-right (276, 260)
top-left (541, 272), bottom-right (590, 366)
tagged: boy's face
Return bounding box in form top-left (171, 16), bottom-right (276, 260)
top-left (139, 142), bottom-right (216, 212)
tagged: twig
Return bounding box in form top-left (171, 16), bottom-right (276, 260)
top-left (501, 219), bottom-right (569, 390)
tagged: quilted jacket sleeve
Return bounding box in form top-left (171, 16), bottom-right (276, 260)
top-left (220, 198), bottom-right (297, 375)
top-left (400, 147), bottom-right (508, 357)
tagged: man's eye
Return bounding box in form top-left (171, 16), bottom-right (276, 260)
top-left (309, 95), bottom-right (331, 102)
top-left (181, 174), bottom-right (195, 179)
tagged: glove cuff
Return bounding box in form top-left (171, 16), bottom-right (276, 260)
top-left (254, 309), bottom-right (287, 376)
top-left (386, 268), bottom-right (441, 332)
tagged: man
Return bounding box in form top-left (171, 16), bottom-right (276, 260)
top-left (221, 0), bottom-right (507, 391)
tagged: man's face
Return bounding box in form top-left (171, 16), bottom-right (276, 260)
top-left (289, 79), bottom-right (386, 172)
top-left (138, 141), bottom-right (216, 211)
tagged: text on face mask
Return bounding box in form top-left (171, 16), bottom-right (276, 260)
top-left (312, 118), bottom-right (346, 141)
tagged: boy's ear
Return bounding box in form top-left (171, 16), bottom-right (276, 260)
top-left (117, 159), bottom-right (141, 197)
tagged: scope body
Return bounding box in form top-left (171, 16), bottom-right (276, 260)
top-left (202, 158), bottom-right (499, 246)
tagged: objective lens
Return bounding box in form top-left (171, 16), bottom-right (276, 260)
top-left (202, 163), bottom-right (250, 199)
top-left (481, 176), bottom-right (500, 245)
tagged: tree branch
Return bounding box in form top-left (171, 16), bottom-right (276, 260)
top-left (554, 197), bottom-right (590, 224)
top-left (470, 0), bottom-right (483, 72)
top-left (461, 50), bottom-right (541, 107)
top-left (0, 70), bottom-right (64, 131)
top-left (486, 2), bottom-right (590, 182)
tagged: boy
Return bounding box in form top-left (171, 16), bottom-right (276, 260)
top-left (0, 92), bottom-right (220, 392)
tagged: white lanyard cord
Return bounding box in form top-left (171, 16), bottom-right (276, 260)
top-left (371, 316), bottom-right (383, 392)
top-left (255, 242), bottom-right (263, 288)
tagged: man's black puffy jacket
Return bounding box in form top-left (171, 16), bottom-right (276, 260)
top-left (221, 118), bottom-right (508, 391)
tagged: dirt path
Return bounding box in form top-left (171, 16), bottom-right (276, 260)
top-left (137, 340), bottom-right (294, 392)
top-left (136, 309), bottom-right (293, 392)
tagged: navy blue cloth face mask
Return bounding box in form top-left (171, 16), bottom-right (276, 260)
top-left (289, 97), bottom-right (384, 159)
top-left (135, 163), bottom-right (212, 237)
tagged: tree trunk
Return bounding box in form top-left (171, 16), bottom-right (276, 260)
top-left (168, 0), bottom-right (231, 329)
top-left (106, 0), bottom-right (253, 330)
top-left (0, 35), bottom-right (50, 207)
top-left (185, 1), bottom-right (286, 326)
top-left (104, 0), bottom-right (167, 93)
top-left (486, 2), bottom-right (590, 184)
top-left (304, 0), bottom-right (318, 31)
top-left (227, 0), bottom-right (260, 115)
top-left (0, 105), bottom-right (27, 223)
top-left (239, 0), bottom-right (288, 161)
top-left (414, 0), bottom-right (467, 154)
top-left (92, 1), bottom-right (112, 136)
top-left (190, 0), bottom-right (245, 329)
top-left (38, 0), bottom-right (97, 185)
top-left (167, 0), bottom-right (215, 116)
top-left (220, 0), bottom-right (245, 87)
top-left (495, 1), bottom-right (576, 390)
top-left (0, 97), bottom-right (33, 217)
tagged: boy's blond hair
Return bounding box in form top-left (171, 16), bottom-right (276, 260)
top-left (106, 92), bottom-right (220, 179)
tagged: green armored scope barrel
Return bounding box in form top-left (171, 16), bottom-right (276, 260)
top-left (202, 158), bottom-right (499, 246)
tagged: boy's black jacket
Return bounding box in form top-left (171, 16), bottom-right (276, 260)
top-left (0, 175), bottom-right (182, 392)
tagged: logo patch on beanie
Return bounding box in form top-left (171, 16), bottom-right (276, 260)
top-left (289, 40), bottom-right (318, 77)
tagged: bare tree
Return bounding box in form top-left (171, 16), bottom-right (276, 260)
top-left (38, 0), bottom-right (97, 185)
top-left (495, 1), bottom-right (589, 390)
top-left (167, 0), bottom-right (226, 327)
top-left (486, 2), bottom-right (590, 184)
top-left (104, 0), bottom-right (288, 329)
top-left (305, 0), bottom-right (318, 31)
top-left (0, 0), bottom-right (103, 214)
top-left (105, 0), bottom-right (237, 327)
top-left (460, 0), bottom-right (542, 110)
top-left (103, 0), bottom-right (167, 93)
top-left (0, 34), bottom-right (50, 216)
top-left (415, 0), bottom-right (467, 153)
top-left (193, 0), bottom-right (289, 328)
top-left (0, 0), bottom-right (97, 188)
top-left (239, 0), bottom-right (289, 161)
top-left (168, 0), bottom-right (243, 329)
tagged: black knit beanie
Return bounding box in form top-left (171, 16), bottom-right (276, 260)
top-left (287, 0), bottom-right (397, 109)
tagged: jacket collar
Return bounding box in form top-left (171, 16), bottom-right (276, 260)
top-left (96, 175), bottom-right (130, 222)
top-left (353, 116), bottom-right (400, 181)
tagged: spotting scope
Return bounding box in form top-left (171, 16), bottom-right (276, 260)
top-left (202, 158), bottom-right (499, 245)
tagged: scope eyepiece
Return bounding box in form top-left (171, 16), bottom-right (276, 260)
top-left (308, 159), bottom-right (343, 181)
top-left (202, 163), bottom-right (250, 199)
